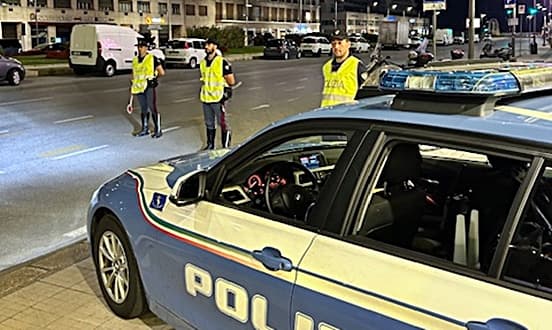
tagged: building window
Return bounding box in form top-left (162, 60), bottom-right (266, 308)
top-left (198, 5), bottom-right (207, 16)
top-left (261, 6), bottom-right (269, 20)
top-left (54, 0), bottom-right (70, 8)
top-left (76, 0), bottom-right (92, 9)
top-left (171, 3), bottom-right (180, 15)
top-left (286, 8), bottom-right (292, 21)
top-left (215, 2), bottom-right (222, 20)
top-left (4, 0), bottom-right (21, 6)
top-left (237, 4), bottom-right (244, 19)
top-left (158, 2), bottom-right (167, 14)
top-left (271, 7), bottom-right (277, 20)
top-left (27, 0), bottom-right (45, 7)
top-left (225, 3), bottom-right (234, 19)
top-left (98, 0), bottom-right (113, 11)
top-left (278, 8), bottom-right (284, 21)
top-left (137, 1), bottom-right (150, 13)
top-left (185, 4), bottom-right (194, 15)
top-left (119, 0), bottom-right (132, 12)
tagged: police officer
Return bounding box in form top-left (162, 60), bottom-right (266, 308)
top-left (200, 38), bottom-right (235, 149)
top-left (321, 31), bottom-right (366, 107)
top-left (131, 37), bottom-right (165, 138)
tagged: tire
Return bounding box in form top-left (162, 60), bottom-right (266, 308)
top-left (283, 52), bottom-right (289, 60)
top-left (104, 61), bottom-right (116, 77)
top-left (316, 49), bottom-right (322, 57)
top-left (92, 214), bottom-right (147, 319)
top-left (296, 51), bottom-right (301, 59)
top-left (7, 69), bottom-right (22, 86)
top-left (189, 57), bottom-right (197, 69)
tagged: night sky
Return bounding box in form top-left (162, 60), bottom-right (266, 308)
top-left (437, 0), bottom-right (545, 33)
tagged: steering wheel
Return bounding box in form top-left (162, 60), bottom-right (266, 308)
top-left (264, 161), bottom-right (320, 221)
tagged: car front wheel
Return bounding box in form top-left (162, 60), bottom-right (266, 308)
top-left (7, 69), bottom-right (22, 86)
top-left (93, 214), bottom-right (147, 319)
top-left (104, 61), bottom-right (116, 77)
top-left (189, 57), bottom-right (197, 69)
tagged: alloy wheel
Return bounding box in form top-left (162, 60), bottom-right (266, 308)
top-left (98, 230), bottom-right (129, 304)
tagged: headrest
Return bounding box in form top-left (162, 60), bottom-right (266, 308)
top-left (382, 144), bottom-right (421, 186)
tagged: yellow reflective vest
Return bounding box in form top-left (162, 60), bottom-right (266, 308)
top-left (200, 56), bottom-right (226, 103)
top-left (131, 53), bottom-right (155, 94)
top-left (321, 56), bottom-right (360, 107)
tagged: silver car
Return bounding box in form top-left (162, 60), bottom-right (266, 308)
top-left (0, 55), bottom-right (25, 86)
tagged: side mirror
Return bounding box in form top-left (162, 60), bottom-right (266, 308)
top-left (169, 169), bottom-right (207, 206)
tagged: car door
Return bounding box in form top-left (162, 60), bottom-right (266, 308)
top-left (193, 40), bottom-right (206, 62)
top-left (293, 130), bottom-right (552, 329)
top-left (142, 121), bottom-right (368, 329)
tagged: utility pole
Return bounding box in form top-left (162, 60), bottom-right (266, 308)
top-left (245, 0), bottom-right (249, 46)
top-left (468, 0), bottom-right (475, 59)
top-left (299, 0), bottom-right (302, 23)
top-left (366, 3), bottom-right (369, 34)
top-left (167, 1), bottom-right (172, 41)
top-left (432, 10), bottom-right (437, 59)
top-left (334, 0), bottom-right (337, 30)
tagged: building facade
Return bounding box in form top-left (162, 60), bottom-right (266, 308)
top-left (0, 0), bottom-right (321, 50)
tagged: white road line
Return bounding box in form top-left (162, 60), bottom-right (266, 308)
top-left (52, 144), bottom-right (108, 160)
top-left (524, 117), bottom-right (539, 123)
top-left (0, 97), bottom-right (53, 106)
top-left (0, 170), bottom-right (5, 175)
top-left (276, 82), bottom-right (287, 86)
top-left (173, 97), bottom-right (194, 103)
top-left (102, 87), bottom-right (130, 93)
top-left (0, 130), bottom-right (8, 135)
top-left (247, 87), bottom-right (262, 91)
top-left (163, 126), bottom-right (181, 133)
top-left (63, 226), bottom-right (87, 239)
top-left (251, 104), bottom-right (270, 111)
top-left (294, 86), bottom-right (305, 90)
top-left (54, 115), bottom-right (94, 124)
top-left (287, 97), bottom-right (300, 102)
top-left (299, 77), bottom-right (309, 82)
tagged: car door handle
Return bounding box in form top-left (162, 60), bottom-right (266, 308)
top-left (252, 247), bottom-right (293, 272)
top-left (466, 318), bottom-right (528, 330)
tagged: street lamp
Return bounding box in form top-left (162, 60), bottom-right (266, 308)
top-left (366, 2), bottom-right (377, 34)
top-left (244, 0), bottom-right (252, 46)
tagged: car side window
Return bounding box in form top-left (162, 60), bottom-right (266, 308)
top-left (502, 164), bottom-right (552, 292)
top-left (350, 141), bottom-right (529, 273)
top-left (220, 133), bottom-right (352, 223)
top-left (193, 41), bottom-right (202, 49)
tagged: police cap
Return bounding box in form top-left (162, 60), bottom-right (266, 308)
top-left (331, 30), bottom-right (349, 41)
top-left (205, 38), bottom-right (219, 46)
top-left (135, 38), bottom-right (149, 47)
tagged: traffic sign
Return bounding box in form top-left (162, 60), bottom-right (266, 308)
top-left (518, 4), bottom-right (526, 14)
top-left (423, 0), bottom-right (446, 11)
top-left (508, 17), bottom-right (519, 26)
top-left (504, 0), bottom-right (516, 9)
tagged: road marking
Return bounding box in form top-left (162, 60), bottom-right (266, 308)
top-left (251, 104), bottom-right (270, 110)
top-left (54, 115), bottom-right (94, 124)
top-left (287, 97), bottom-right (300, 102)
top-left (0, 170), bottom-right (5, 175)
top-left (52, 145), bottom-right (108, 160)
top-left (299, 77), bottom-right (309, 81)
top-left (294, 86), bottom-right (305, 90)
top-left (247, 86), bottom-right (261, 91)
top-left (173, 97), bottom-right (194, 103)
top-left (276, 82), bottom-right (287, 86)
top-left (0, 97), bottom-right (53, 106)
top-left (524, 117), bottom-right (539, 123)
top-left (495, 105), bottom-right (552, 122)
top-left (0, 130), bottom-right (8, 135)
top-left (102, 87), bottom-right (130, 93)
top-left (63, 226), bottom-right (87, 239)
top-left (164, 126), bottom-right (180, 133)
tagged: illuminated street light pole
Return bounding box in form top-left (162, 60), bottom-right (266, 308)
top-left (468, 0), bottom-right (475, 58)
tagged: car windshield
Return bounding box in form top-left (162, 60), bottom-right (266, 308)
top-left (265, 136), bottom-right (348, 155)
top-left (302, 38), bottom-right (315, 44)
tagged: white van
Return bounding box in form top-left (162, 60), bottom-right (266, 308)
top-left (69, 24), bottom-right (141, 76)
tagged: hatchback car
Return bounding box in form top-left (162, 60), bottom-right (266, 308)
top-left (349, 36), bottom-right (370, 53)
top-left (299, 36), bottom-right (331, 57)
top-left (164, 38), bottom-right (206, 69)
top-left (88, 62), bottom-right (552, 330)
top-left (0, 55), bottom-right (25, 86)
top-left (263, 38), bottom-right (301, 60)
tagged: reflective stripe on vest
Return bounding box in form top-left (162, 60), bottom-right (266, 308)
top-left (131, 54), bottom-right (155, 94)
top-left (200, 56), bottom-right (225, 103)
top-left (321, 56), bottom-right (360, 107)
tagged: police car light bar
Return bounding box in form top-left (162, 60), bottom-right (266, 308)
top-left (379, 62), bottom-right (552, 96)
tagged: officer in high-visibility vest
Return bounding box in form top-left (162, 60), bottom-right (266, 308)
top-left (131, 37), bottom-right (165, 138)
top-left (199, 38), bottom-right (235, 150)
top-left (321, 31), bottom-right (367, 108)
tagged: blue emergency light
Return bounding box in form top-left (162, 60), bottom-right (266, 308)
top-left (379, 63), bottom-right (552, 96)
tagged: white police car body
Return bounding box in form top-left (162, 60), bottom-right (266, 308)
top-left (88, 62), bottom-right (552, 329)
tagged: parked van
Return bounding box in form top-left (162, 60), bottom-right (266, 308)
top-left (0, 39), bottom-right (23, 57)
top-left (69, 24), bottom-right (141, 76)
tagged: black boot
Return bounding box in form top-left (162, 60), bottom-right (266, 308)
top-left (221, 130), bottom-right (231, 148)
top-left (151, 112), bottom-right (162, 138)
top-left (136, 113), bottom-right (150, 137)
top-left (202, 128), bottom-right (215, 150)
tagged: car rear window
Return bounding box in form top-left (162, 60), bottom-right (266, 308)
top-left (302, 38), bottom-right (315, 44)
top-left (266, 40), bottom-right (282, 47)
top-left (168, 40), bottom-right (189, 49)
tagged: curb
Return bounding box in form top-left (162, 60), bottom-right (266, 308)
top-left (0, 239), bottom-right (89, 298)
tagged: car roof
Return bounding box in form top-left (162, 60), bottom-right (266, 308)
top-left (292, 96), bottom-right (552, 146)
top-left (169, 38), bottom-right (205, 42)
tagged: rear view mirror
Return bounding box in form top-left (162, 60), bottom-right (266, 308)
top-left (170, 169), bottom-right (207, 206)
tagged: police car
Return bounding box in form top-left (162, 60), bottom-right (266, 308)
top-left (88, 62), bottom-right (552, 329)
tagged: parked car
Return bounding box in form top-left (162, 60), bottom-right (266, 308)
top-left (88, 61), bottom-right (552, 330)
top-left (349, 36), bottom-right (370, 53)
top-left (19, 42), bottom-right (51, 56)
top-left (299, 36), bottom-right (331, 57)
top-left (0, 39), bottom-right (22, 57)
top-left (0, 55), bottom-right (25, 85)
top-left (263, 38), bottom-right (301, 60)
top-left (453, 34), bottom-right (465, 44)
top-left (45, 42), bottom-right (70, 59)
top-left (164, 38), bottom-right (206, 69)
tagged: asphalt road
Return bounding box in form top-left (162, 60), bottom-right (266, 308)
top-left (0, 40), bottom-right (511, 271)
